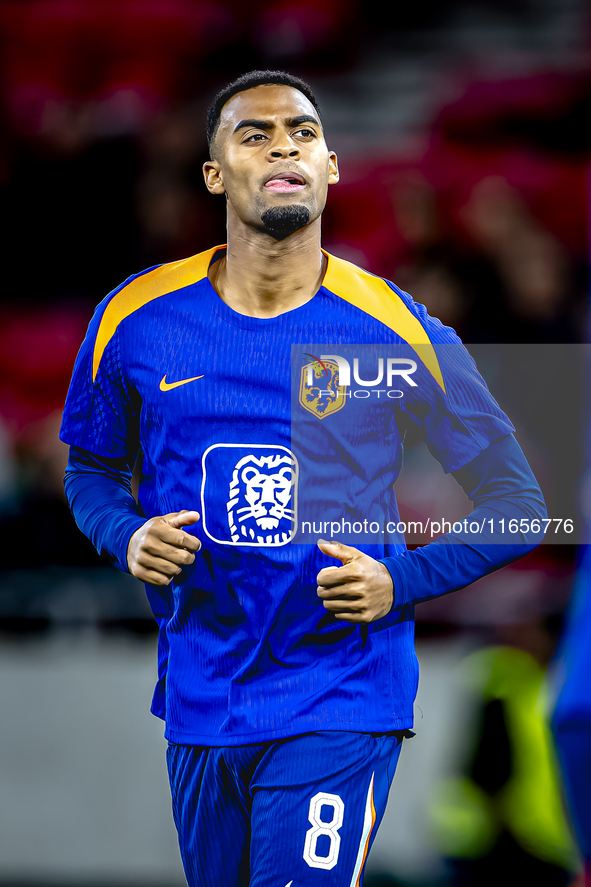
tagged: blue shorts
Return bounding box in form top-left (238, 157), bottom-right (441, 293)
top-left (166, 730), bottom-right (407, 887)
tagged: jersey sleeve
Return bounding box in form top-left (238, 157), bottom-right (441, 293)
top-left (395, 290), bottom-right (515, 473)
top-left (64, 446), bottom-right (146, 573)
top-left (59, 292), bottom-right (140, 458)
top-left (380, 434), bottom-right (546, 610)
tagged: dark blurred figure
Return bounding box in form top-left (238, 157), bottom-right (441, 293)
top-left (245, 0), bottom-right (360, 71)
top-left (457, 176), bottom-right (579, 344)
top-left (553, 547), bottom-right (591, 887)
top-left (136, 104), bottom-right (225, 268)
top-left (388, 173), bottom-right (474, 337)
top-left (430, 615), bottom-right (577, 887)
top-left (0, 303), bottom-right (104, 567)
top-left (384, 68), bottom-right (591, 344)
top-left (388, 173), bottom-right (583, 344)
top-left (2, 112), bottom-right (140, 304)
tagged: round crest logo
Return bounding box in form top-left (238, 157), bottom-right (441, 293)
top-left (299, 356), bottom-right (347, 419)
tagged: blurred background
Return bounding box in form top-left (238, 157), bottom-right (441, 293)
top-left (0, 0), bottom-right (589, 884)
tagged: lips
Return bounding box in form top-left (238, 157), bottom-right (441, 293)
top-left (264, 171), bottom-right (306, 193)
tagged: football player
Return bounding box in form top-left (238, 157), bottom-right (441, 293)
top-left (61, 70), bottom-right (546, 886)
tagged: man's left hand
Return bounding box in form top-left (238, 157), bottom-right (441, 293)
top-left (316, 540), bottom-right (394, 623)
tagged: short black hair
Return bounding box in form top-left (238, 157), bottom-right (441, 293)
top-left (206, 70), bottom-right (322, 152)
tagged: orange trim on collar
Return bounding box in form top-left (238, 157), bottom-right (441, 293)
top-left (322, 250), bottom-right (446, 392)
top-left (92, 246), bottom-right (224, 382)
top-left (92, 245), bottom-right (445, 393)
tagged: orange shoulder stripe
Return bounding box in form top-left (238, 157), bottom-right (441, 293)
top-left (92, 246), bottom-right (224, 382)
top-left (322, 251), bottom-right (446, 392)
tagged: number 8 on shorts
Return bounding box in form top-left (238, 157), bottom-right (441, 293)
top-left (303, 792), bottom-right (345, 870)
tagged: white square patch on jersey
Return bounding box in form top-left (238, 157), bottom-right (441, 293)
top-left (201, 444), bottom-right (298, 546)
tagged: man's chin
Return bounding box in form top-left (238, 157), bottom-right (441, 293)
top-left (260, 205), bottom-right (311, 240)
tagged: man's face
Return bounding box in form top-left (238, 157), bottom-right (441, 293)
top-left (204, 84), bottom-right (339, 237)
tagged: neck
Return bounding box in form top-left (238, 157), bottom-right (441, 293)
top-left (208, 214), bottom-right (326, 318)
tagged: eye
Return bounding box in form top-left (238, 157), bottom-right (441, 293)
top-left (295, 128), bottom-right (316, 138)
top-left (243, 132), bottom-right (268, 143)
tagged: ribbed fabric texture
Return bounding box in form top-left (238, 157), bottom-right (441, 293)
top-left (380, 434), bottom-right (546, 609)
top-left (60, 252), bottom-right (540, 744)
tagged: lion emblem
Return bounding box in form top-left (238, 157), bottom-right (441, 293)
top-left (299, 358), bottom-right (346, 419)
top-left (227, 453), bottom-right (297, 544)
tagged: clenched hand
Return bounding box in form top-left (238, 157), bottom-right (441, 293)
top-left (316, 539), bottom-right (394, 623)
top-left (127, 510), bottom-right (201, 585)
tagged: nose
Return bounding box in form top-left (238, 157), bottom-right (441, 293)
top-left (267, 135), bottom-right (300, 160)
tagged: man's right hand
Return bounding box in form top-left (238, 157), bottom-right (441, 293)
top-left (127, 510), bottom-right (201, 585)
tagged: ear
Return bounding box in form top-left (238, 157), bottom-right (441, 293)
top-left (203, 160), bottom-right (225, 195)
top-left (328, 151), bottom-right (339, 186)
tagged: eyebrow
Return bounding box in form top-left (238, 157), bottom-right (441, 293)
top-left (232, 115), bottom-right (321, 134)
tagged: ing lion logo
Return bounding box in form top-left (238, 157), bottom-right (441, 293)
top-left (299, 358), bottom-right (346, 419)
top-left (227, 453), bottom-right (297, 544)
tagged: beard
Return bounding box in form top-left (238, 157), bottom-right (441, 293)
top-left (260, 205), bottom-right (311, 240)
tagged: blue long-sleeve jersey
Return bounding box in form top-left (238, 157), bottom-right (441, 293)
top-left (60, 246), bottom-right (545, 744)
